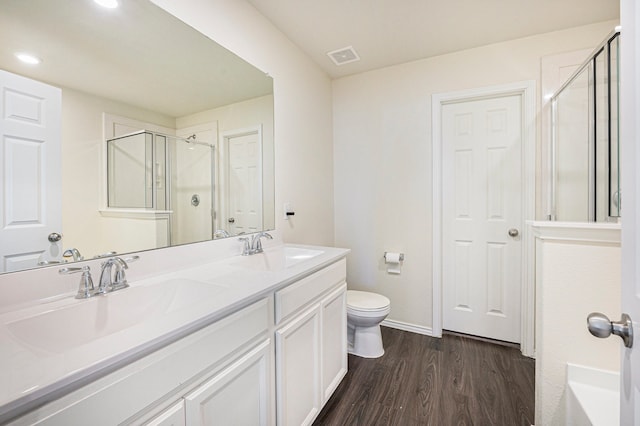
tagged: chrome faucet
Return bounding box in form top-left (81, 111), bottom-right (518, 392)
top-left (63, 248), bottom-right (84, 262)
top-left (59, 256), bottom-right (139, 299)
top-left (97, 257), bottom-right (128, 294)
top-left (251, 232), bottom-right (273, 254)
top-left (214, 229), bottom-right (231, 239)
top-left (238, 232), bottom-right (273, 256)
top-left (97, 256), bottom-right (139, 294)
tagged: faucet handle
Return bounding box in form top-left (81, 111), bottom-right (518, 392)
top-left (93, 251), bottom-right (117, 259)
top-left (238, 237), bottom-right (251, 256)
top-left (109, 257), bottom-right (131, 291)
top-left (59, 266), bottom-right (95, 299)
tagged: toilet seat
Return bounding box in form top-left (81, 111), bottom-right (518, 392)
top-left (347, 290), bottom-right (390, 313)
top-left (347, 305), bottom-right (391, 318)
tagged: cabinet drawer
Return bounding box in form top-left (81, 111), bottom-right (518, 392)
top-left (275, 259), bottom-right (346, 324)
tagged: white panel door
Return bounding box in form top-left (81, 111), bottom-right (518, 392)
top-left (222, 128), bottom-right (262, 235)
top-left (0, 70), bottom-right (61, 272)
top-left (442, 94), bottom-right (522, 343)
top-left (620, 0), bottom-right (640, 422)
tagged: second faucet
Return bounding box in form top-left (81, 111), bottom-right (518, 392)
top-left (239, 232), bottom-right (273, 256)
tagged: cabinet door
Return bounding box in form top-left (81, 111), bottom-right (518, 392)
top-left (275, 305), bottom-right (321, 426)
top-left (321, 283), bottom-right (348, 403)
top-left (184, 339), bottom-right (273, 426)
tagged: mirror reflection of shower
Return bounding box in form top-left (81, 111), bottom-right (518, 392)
top-left (548, 30), bottom-right (620, 222)
top-left (107, 131), bottom-right (215, 245)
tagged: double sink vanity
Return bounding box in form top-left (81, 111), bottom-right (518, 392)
top-left (0, 237), bottom-right (349, 425)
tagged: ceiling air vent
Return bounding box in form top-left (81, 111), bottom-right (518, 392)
top-left (327, 46), bottom-right (360, 66)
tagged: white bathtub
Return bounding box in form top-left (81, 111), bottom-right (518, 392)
top-left (566, 363), bottom-right (619, 426)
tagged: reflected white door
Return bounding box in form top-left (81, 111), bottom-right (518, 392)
top-left (0, 70), bottom-right (61, 272)
top-left (442, 95), bottom-right (522, 343)
top-left (222, 127), bottom-right (262, 235)
top-left (620, 0), bottom-right (640, 422)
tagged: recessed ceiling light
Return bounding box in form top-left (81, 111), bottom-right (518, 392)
top-left (94, 0), bottom-right (118, 9)
top-left (15, 52), bottom-right (41, 65)
top-left (327, 46), bottom-right (360, 66)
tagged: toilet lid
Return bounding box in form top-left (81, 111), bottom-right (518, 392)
top-left (347, 290), bottom-right (390, 311)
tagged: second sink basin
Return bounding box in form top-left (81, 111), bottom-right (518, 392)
top-left (232, 246), bottom-right (324, 271)
top-left (6, 279), bottom-right (227, 354)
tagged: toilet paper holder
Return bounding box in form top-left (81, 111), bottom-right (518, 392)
top-left (383, 252), bottom-right (404, 262)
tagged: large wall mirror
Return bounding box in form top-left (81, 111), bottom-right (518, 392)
top-left (0, 0), bottom-right (275, 273)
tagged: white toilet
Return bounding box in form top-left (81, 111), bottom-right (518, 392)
top-left (346, 290), bottom-right (391, 358)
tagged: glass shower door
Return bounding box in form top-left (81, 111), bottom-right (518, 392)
top-left (549, 31), bottom-right (621, 222)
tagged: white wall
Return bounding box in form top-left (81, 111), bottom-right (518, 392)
top-left (61, 87), bottom-right (176, 257)
top-left (177, 94), bottom-right (276, 233)
top-left (533, 225), bottom-right (621, 425)
top-left (332, 21), bottom-right (617, 330)
top-left (153, 0), bottom-right (336, 247)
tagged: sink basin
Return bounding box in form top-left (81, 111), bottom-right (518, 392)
top-left (6, 279), bottom-right (227, 354)
top-left (233, 246), bottom-right (324, 271)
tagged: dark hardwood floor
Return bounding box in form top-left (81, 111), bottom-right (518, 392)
top-left (314, 327), bottom-right (535, 426)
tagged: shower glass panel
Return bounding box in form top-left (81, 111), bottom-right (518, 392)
top-left (107, 132), bottom-right (154, 208)
top-left (170, 139), bottom-right (215, 245)
top-left (554, 67), bottom-right (591, 222)
top-left (106, 131), bottom-right (215, 244)
top-left (549, 30), bottom-right (620, 222)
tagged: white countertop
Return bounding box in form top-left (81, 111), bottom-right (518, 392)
top-left (0, 243), bottom-right (349, 422)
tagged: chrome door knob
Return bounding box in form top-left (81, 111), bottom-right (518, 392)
top-left (48, 232), bottom-right (62, 242)
top-left (587, 312), bottom-right (633, 348)
top-left (508, 228), bottom-right (519, 237)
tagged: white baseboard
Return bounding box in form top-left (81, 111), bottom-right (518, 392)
top-left (381, 319), bottom-right (433, 336)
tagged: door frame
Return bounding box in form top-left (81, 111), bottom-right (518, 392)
top-left (432, 81), bottom-right (536, 356)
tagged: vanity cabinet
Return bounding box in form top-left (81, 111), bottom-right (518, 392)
top-left (7, 254), bottom-right (348, 426)
top-left (10, 299), bottom-right (273, 426)
top-left (274, 259), bottom-right (347, 426)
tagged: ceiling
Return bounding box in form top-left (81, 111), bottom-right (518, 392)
top-left (246, 0), bottom-right (620, 78)
top-left (0, 0), bottom-right (273, 118)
